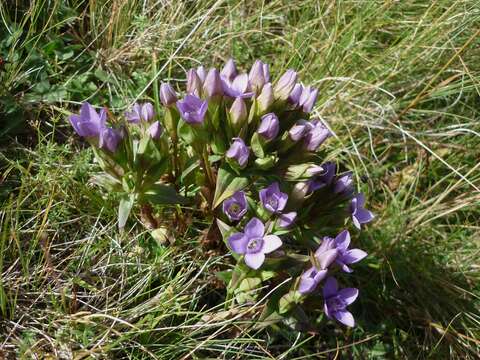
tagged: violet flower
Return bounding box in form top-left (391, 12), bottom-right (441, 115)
top-left (298, 266), bottom-right (328, 295)
top-left (222, 74), bottom-right (255, 98)
top-left (288, 83), bottom-right (302, 105)
top-left (220, 58), bottom-right (238, 82)
top-left (226, 137), bottom-right (250, 168)
top-left (307, 162), bottom-right (336, 192)
top-left (289, 120), bottom-right (309, 141)
top-left (186, 69), bottom-right (202, 96)
top-left (99, 127), bottom-right (122, 153)
top-left (203, 68), bottom-right (223, 97)
top-left (196, 65), bottom-right (207, 83)
top-left (69, 102), bottom-right (106, 138)
top-left (259, 182), bottom-right (288, 213)
top-left (257, 113), bottom-right (279, 140)
top-left (228, 217), bottom-right (282, 269)
top-left (160, 83), bottom-right (178, 106)
top-left (249, 60), bottom-right (270, 93)
top-left (278, 212), bottom-right (297, 228)
top-left (125, 102), bottom-right (155, 123)
top-left (304, 120), bottom-right (331, 151)
top-left (334, 172), bottom-right (354, 195)
top-left (176, 95), bottom-right (208, 125)
top-left (148, 121), bottom-right (163, 139)
top-left (299, 85), bottom-right (318, 113)
top-left (222, 191), bottom-right (248, 221)
top-left (315, 230), bottom-right (367, 273)
top-left (350, 193), bottom-right (374, 229)
top-left (323, 277), bottom-right (358, 327)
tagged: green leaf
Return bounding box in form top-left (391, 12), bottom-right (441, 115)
top-left (212, 166), bottom-right (249, 208)
top-left (250, 132), bottom-right (265, 158)
top-left (90, 173), bottom-right (122, 192)
top-left (279, 291), bottom-right (302, 314)
top-left (216, 270), bottom-right (233, 284)
top-left (141, 184), bottom-right (186, 205)
top-left (118, 193), bottom-right (135, 229)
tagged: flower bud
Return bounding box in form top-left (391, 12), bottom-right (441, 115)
top-left (257, 82), bottom-right (274, 113)
top-left (304, 120), bottom-right (331, 151)
top-left (299, 86), bottom-right (318, 113)
top-left (99, 127), bottom-right (122, 153)
top-left (290, 181), bottom-right (310, 207)
top-left (288, 83), bottom-right (302, 105)
top-left (196, 65), bottom-right (207, 82)
top-left (289, 120), bottom-right (310, 141)
top-left (160, 83), bottom-right (178, 107)
top-left (148, 121), bottom-right (163, 139)
top-left (229, 97), bottom-right (247, 130)
top-left (186, 69), bottom-right (202, 96)
top-left (226, 137), bottom-right (249, 168)
top-left (257, 113), bottom-right (279, 140)
top-left (220, 58), bottom-right (237, 82)
top-left (203, 68), bottom-right (223, 98)
top-left (273, 69), bottom-right (297, 101)
top-left (249, 60), bottom-right (270, 93)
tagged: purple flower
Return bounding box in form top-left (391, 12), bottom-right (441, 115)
top-left (69, 102), bottom-right (106, 137)
top-left (299, 85), bottom-right (318, 113)
top-left (148, 121), bottom-right (163, 139)
top-left (257, 82), bottom-right (274, 113)
top-left (316, 230), bottom-right (367, 273)
top-left (99, 127), bottom-right (122, 152)
top-left (186, 69), bottom-right (202, 96)
top-left (226, 137), bottom-right (250, 168)
top-left (307, 162), bottom-right (336, 192)
top-left (304, 120), bottom-right (331, 151)
top-left (273, 69), bottom-right (297, 101)
top-left (350, 193), bottom-right (374, 229)
top-left (257, 113), bottom-right (279, 140)
top-left (278, 212), bottom-right (297, 228)
top-left (228, 217), bottom-right (282, 269)
top-left (288, 83), bottom-right (302, 105)
top-left (160, 83), bottom-right (177, 106)
top-left (203, 68), bottom-right (223, 97)
top-left (334, 172), bottom-right (354, 195)
top-left (196, 65), bottom-right (207, 83)
top-left (323, 277), bottom-right (358, 327)
top-left (288, 120), bottom-right (309, 141)
top-left (249, 60), bottom-right (270, 93)
top-left (259, 182), bottom-right (288, 213)
top-left (176, 95), bottom-right (208, 125)
top-left (220, 58), bottom-right (238, 82)
top-left (125, 102), bottom-right (155, 123)
top-left (298, 266), bottom-right (328, 295)
top-left (222, 191), bottom-right (248, 221)
top-left (222, 74), bottom-right (255, 98)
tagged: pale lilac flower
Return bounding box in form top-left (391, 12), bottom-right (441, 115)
top-left (298, 266), bottom-right (328, 295)
top-left (258, 113), bottom-right (279, 140)
top-left (196, 65), bottom-right (207, 82)
top-left (99, 127), bottom-right (122, 152)
top-left (259, 182), bottom-right (288, 213)
top-left (289, 120), bottom-right (309, 141)
top-left (226, 137), bottom-right (250, 168)
top-left (304, 120), bottom-right (331, 151)
top-left (274, 69), bottom-right (297, 100)
top-left (350, 193), bottom-right (374, 229)
top-left (222, 74), bottom-right (255, 98)
top-left (278, 212), bottom-right (297, 228)
top-left (220, 58), bottom-right (238, 82)
top-left (229, 97), bottom-right (247, 127)
top-left (316, 230), bottom-right (367, 273)
top-left (203, 68), bottom-right (223, 97)
top-left (186, 69), bottom-right (202, 96)
top-left (69, 102), bottom-right (106, 137)
top-left (257, 82), bottom-right (274, 112)
top-left (299, 85), bottom-right (318, 113)
top-left (125, 102), bottom-right (154, 123)
top-left (176, 95), bottom-right (208, 125)
top-left (249, 60), bottom-right (270, 93)
top-left (288, 83), bottom-right (302, 105)
top-left (228, 217), bottom-right (282, 269)
top-left (160, 83), bottom-right (177, 106)
top-left (222, 191), bottom-right (248, 221)
top-left (334, 172), bottom-right (354, 195)
top-left (148, 121), bottom-right (163, 139)
top-left (323, 277), bottom-right (358, 327)
top-left (307, 162), bottom-right (336, 192)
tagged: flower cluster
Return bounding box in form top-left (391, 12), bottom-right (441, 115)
top-left (69, 58), bottom-right (375, 330)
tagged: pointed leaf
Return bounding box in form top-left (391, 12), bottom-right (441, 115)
top-left (212, 166), bottom-right (248, 208)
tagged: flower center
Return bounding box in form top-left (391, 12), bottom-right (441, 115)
top-left (267, 196), bottom-right (278, 209)
top-left (327, 295), bottom-right (347, 312)
top-left (230, 203), bottom-right (240, 214)
top-left (246, 237), bottom-right (263, 253)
